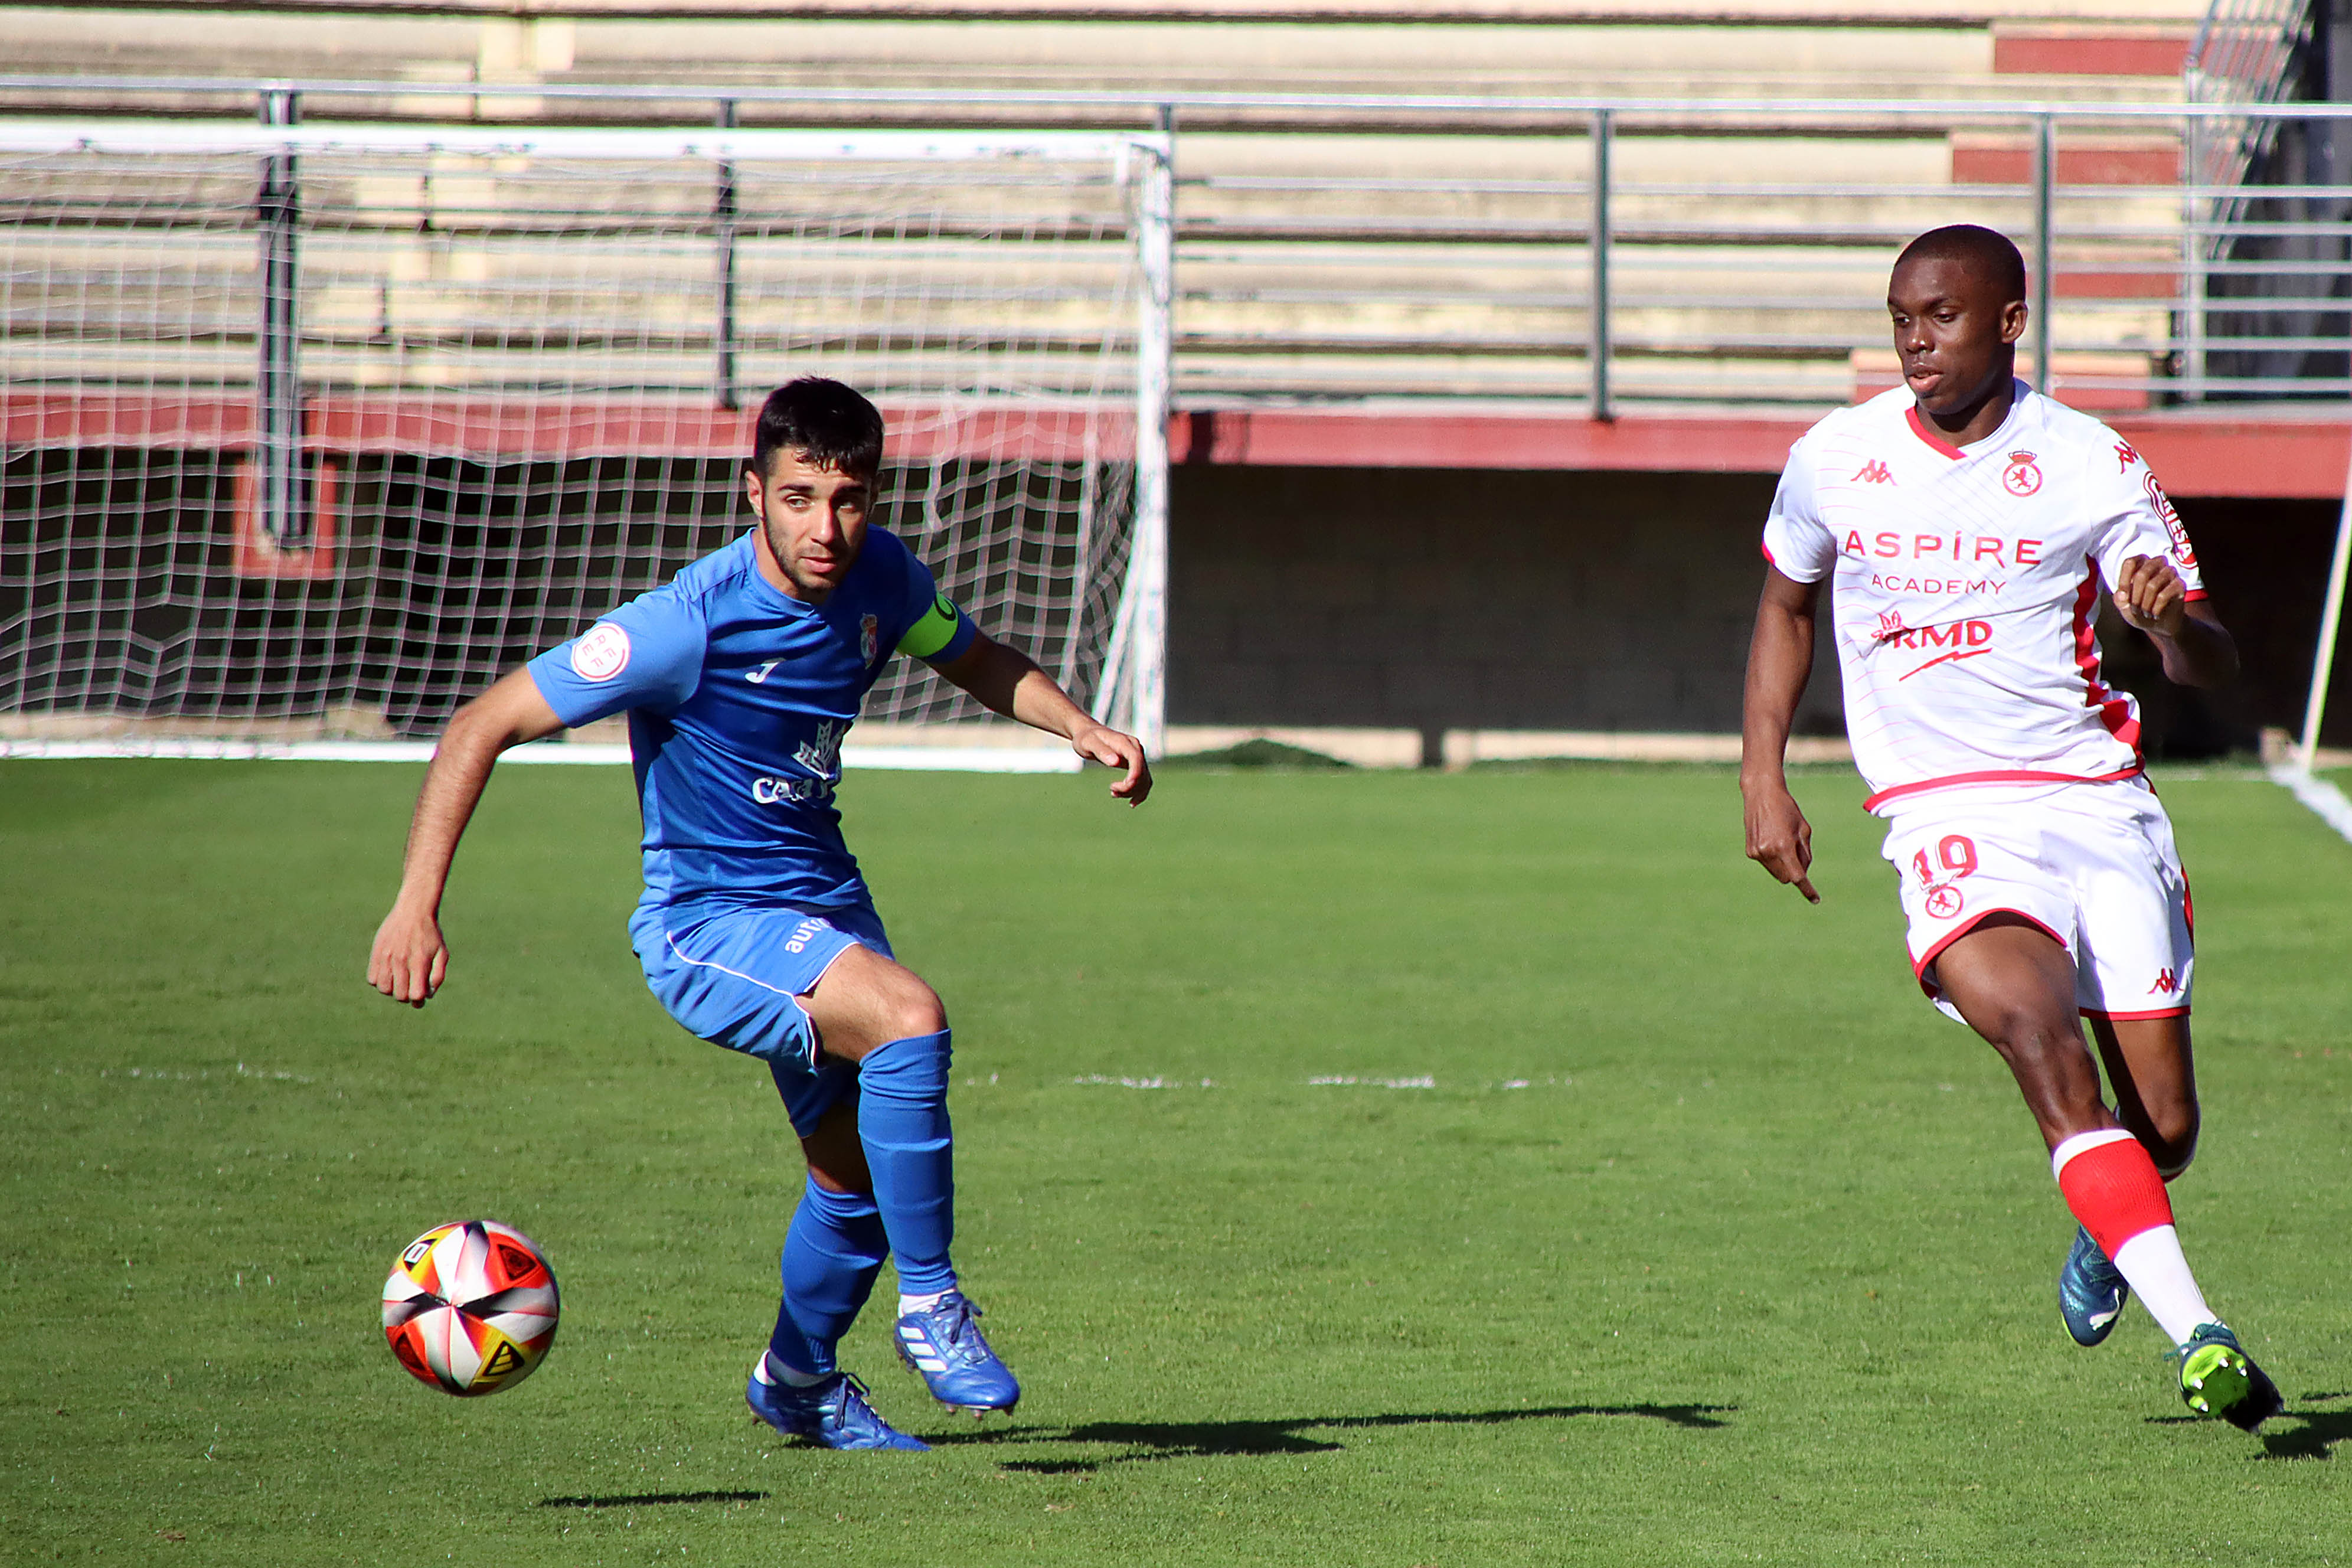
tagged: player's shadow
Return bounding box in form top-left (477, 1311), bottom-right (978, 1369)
top-left (537, 1489), bottom-right (770, 1508)
top-left (2145, 1391), bottom-right (2352, 1461)
top-left (930, 1402), bottom-right (1734, 1474)
top-left (2256, 1391), bottom-right (2352, 1462)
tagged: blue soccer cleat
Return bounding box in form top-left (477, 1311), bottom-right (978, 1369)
top-left (2174, 1323), bottom-right (2284, 1432)
top-left (895, 1292), bottom-right (1020, 1415)
top-left (2058, 1225), bottom-right (2130, 1347)
top-left (745, 1362), bottom-right (929, 1451)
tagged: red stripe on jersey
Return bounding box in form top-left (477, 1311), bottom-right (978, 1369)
top-left (2080, 1006), bottom-right (2191, 1023)
top-left (1863, 765), bottom-right (2146, 812)
top-left (1905, 406), bottom-right (1967, 460)
top-left (2072, 562), bottom-right (2142, 748)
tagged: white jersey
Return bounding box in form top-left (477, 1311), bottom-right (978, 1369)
top-left (1762, 382), bottom-right (2204, 815)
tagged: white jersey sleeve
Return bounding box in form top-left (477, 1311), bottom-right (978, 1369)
top-left (1760, 436), bottom-right (1837, 583)
top-left (2088, 441), bottom-right (2207, 600)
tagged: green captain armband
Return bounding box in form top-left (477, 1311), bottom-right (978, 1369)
top-left (896, 590), bottom-right (968, 660)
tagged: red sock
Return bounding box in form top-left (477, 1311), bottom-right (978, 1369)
top-left (2052, 1129), bottom-right (2173, 1258)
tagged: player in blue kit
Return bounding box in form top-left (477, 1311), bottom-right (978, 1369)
top-left (367, 378), bottom-right (1152, 1451)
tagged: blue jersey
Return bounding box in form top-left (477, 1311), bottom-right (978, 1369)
top-left (527, 527), bottom-right (977, 915)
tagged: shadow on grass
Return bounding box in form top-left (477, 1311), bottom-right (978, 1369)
top-left (2258, 1390), bottom-right (2352, 1461)
top-left (930, 1402), bottom-right (1735, 1474)
top-left (538, 1489), bottom-right (770, 1508)
top-left (2145, 1390), bottom-right (2352, 1459)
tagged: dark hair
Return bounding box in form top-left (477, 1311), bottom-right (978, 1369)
top-left (749, 378), bottom-right (885, 481)
top-left (1894, 224), bottom-right (2027, 303)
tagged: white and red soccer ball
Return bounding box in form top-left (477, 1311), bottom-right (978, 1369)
top-left (381, 1220), bottom-right (559, 1396)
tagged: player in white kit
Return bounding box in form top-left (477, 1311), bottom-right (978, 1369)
top-left (1740, 225), bottom-right (2281, 1429)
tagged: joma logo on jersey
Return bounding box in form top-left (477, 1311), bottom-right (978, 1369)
top-left (1851, 460), bottom-right (1894, 484)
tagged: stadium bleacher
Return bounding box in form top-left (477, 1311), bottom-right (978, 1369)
top-left (1, 0), bottom-right (2236, 414)
top-left (5, 0), bottom-right (2347, 754)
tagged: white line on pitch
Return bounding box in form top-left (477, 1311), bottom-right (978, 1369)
top-left (2268, 763), bottom-right (2352, 848)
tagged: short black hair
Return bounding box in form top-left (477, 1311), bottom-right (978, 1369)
top-left (749, 378), bottom-right (885, 481)
top-left (1894, 224), bottom-right (2027, 303)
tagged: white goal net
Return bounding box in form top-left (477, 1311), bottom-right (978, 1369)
top-left (0, 120), bottom-right (1172, 753)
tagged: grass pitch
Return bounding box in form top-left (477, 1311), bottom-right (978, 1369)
top-left (4, 759), bottom-right (2348, 1566)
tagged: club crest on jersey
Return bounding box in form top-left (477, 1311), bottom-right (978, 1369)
top-left (2001, 452), bottom-right (2043, 497)
top-left (1853, 459), bottom-right (1894, 485)
top-left (570, 622), bottom-right (631, 682)
top-left (2142, 472), bottom-right (2198, 566)
top-left (1924, 883), bottom-right (1965, 920)
top-left (860, 613), bottom-right (879, 665)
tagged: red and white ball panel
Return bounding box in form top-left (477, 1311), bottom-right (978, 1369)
top-left (382, 1219), bottom-right (559, 1397)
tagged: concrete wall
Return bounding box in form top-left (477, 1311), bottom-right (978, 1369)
top-left (1168, 465), bottom-right (2350, 754)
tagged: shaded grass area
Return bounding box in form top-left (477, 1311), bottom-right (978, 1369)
top-left (2, 761), bottom-right (2347, 1566)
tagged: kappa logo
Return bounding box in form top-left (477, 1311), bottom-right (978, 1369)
top-left (2149, 967), bottom-right (2180, 995)
top-left (1874, 609), bottom-right (1907, 642)
top-left (860, 613), bottom-right (880, 666)
top-left (2001, 452), bottom-right (2043, 496)
top-left (2115, 440), bottom-right (2141, 472)
top-left (1853, 459), bottom-right (1894, 485)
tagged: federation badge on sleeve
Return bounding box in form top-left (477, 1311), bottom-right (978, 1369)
top-left (570, 622), bottom-right (631, 682)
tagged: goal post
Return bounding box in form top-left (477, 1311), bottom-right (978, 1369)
top-left (0, 119), bottom-right (1174, 758)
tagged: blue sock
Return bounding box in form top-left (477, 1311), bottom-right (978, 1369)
top-left (855, 1030), bottom-right (959, 1299)
top-left (768, 1175), bottom-right (886, 1379)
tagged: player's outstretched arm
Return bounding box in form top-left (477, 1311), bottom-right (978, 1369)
top-left (930, 632), bottom-right (1152, 805)
top-left (2112, 555), bottom-right (2239, 689)
top-left (1740, 567), bottom-right (1822, 905)
top-left (367, 668), bottom-right (567, 1007)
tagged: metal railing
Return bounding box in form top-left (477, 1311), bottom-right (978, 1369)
top-left (7, 76), bottom-right (2352, 417)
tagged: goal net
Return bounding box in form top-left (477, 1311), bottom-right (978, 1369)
top-left (0, 120), bottom-right (1172, 754)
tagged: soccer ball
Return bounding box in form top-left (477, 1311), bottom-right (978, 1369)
top-left (381, 1220), bottom-right (560, 1396)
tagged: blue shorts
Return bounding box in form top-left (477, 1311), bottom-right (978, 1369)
top-left (630, 900), bottom-right (895, 1138)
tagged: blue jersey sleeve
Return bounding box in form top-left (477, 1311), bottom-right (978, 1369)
top-left (527, 582), bottom-right (708, 727)
top-left (883, 534), bottom-right (979, 666)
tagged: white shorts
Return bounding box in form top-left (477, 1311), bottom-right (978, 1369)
top-left (1879, 778), bottom-right (2193, 1025)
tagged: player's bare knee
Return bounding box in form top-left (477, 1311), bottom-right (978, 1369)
top-left (2146, 1109), bottom-right (2200, 1178)
top-left (877, 973), bottom-right (948, 1041)
top-left (1984, 1012), bottom-right (2077, 1071)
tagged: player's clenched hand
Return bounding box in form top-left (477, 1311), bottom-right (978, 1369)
top-left (368, 904), bottom-right (449, 1008)
top-left (1743, 782), bottom-right (1820, 904)
top-left (1069, 721), bottom-right (1152, 805)
top-left (2113, 554), bottom-right (2189, 636)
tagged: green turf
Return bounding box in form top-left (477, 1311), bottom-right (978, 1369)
top-left (4, 760), bottom-right (2348, 1566)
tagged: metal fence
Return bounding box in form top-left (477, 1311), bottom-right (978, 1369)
top-left (6, 77), bottom-right (2352, 417)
